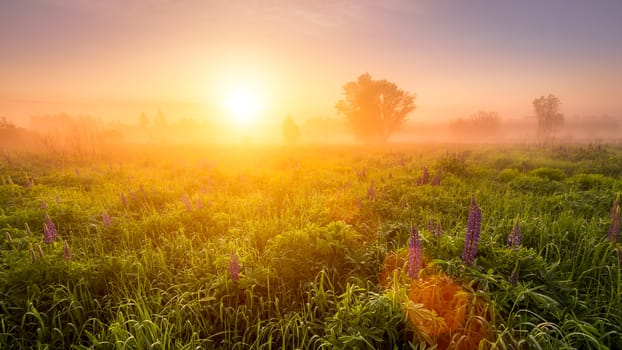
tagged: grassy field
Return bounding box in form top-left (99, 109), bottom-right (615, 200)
top-left (1, 143), bottom-right (621, 349)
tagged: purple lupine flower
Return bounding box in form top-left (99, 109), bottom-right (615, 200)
top-left (41, 200), bottom-right (49, 209)
top-left (367, 180), bottom-right (376, 201)
top-left (120, 193), bottom-right (128, 207)
top-left (43, 214), bottom-right (58, 244)
top-left (462, 195), bottom-right (482, 266)
top-left (608, 205), bottom-right (620, 243)
top-left (229, 252), bottom-right (240, 281)
top-left (63, 240), bottom-right (72, 261)
top-left (417, 167), bottom-right (430, 185)
top-left (195, 198), bottom-right (204, 210)
top-left (435, 222), bottom-right (443, 237)
top-left (102, 211), bottom-right (111, 227)
top-left (431, 168), bottom-right (441, 186)
top-left (408, 226), bottom-right (422, 279)
top-left (507, 221), bottom-right (521, 251)
top-left (426, 220), bottom-right (435, 233)
top-left (358, 166), bottom-right (367, 180)
top-left (182, 193), bottom-right (193, 211)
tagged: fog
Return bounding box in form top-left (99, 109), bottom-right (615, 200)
top-left (1, 112), bottom-right (620, 157)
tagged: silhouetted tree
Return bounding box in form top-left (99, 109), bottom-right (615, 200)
top-left (282, 115), bottom-right (300, 145)
top-left (533, 94), bottom-right (564, 137)
top-left (336, 73), bottom-right (415, 144)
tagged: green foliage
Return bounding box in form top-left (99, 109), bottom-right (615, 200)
top-left (1, 144), bottom-right (622, 349)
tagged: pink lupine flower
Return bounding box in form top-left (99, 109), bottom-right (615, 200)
top-left (43, 214), bottom-right (58, 244)
top-left (229, 252), bottom-right (240, 281)
top-left (408, 226), bottom-right (422, 279)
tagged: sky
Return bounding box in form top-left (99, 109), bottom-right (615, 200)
top-left (1, 0), bottom-right (621, 127)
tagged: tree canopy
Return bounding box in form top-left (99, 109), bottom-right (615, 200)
top-left (533, 94), bottom-right (564, 137)
top-left (336, 73), bottom-right (415, 144)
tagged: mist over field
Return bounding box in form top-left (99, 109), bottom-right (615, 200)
top-left (2, 1), bottom-right (622, 349)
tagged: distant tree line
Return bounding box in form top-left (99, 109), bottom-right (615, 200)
top-left (335, 72), bottom-right (567, 144)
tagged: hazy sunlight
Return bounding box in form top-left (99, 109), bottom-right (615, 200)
top-left (225, 87), bottom-right (263, 127)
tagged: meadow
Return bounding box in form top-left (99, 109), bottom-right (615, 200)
top-left (1, 143), bottom-right (621, 349)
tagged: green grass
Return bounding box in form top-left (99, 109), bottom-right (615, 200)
top-left (1, 143), bottom-right (621, 349)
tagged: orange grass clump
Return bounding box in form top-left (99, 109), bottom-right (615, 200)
top-left (407, 272), bottom-right (492, 349)
top-left (380, 251), bottom-right (491, 349)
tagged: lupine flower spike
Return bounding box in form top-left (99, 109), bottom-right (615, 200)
top-left (367, 180), bottom-right (376, 201)
top-left (507, 221), bottom-right (521, 251)
top-left (102, 211), bottom-right (111, 227)
top-left (120, 193), bottom-right (128, 208)
top-left (63, 240), bottom-right (72, 261)
top-left (229, 252), bottom-right (240, 281)
top-left (432, 168), bottom-right (442, 186)
top-left (182, 194), bottom-right (193, 211)
top-left (408, 226), bottom-right (422, 279)
top-left (43, 214), bottom-right (58, 244)
top-left (462, 195), bottom-right (482, 266)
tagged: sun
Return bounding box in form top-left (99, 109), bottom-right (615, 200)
top-left (225, 88), bottom-right (262, 126)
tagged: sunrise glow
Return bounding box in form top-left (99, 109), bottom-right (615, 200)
top-left (225, 87), bottom-right (263, 127)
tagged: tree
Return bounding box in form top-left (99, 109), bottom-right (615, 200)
top-left (282, 115), bottom-right (300, 145)
top-left (533, 94), bottom-right (564, 137)
top-left (336, 73), bottom-right (415, 144)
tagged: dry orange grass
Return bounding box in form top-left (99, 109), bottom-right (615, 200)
top-left (380, 251), bottom-right (492, 349)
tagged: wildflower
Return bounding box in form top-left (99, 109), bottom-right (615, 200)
top-left (507, 221), bottom-right (521, 251)
top-left (417, 166), bottom-right (430, 185)
top-left (462, 195), bottom-right (482, 266)
top-left (41, 200), bottom-right (48, 209)
top-left (229, 252), bottom-right (240, 281)
top-left (182, 193), bottom-right (193, 211)
top-left (434, 222), bottom-right (443, 238)
top-left (367, 180), bottom-right (376, 201)
top-left (431, 168), bottom-right (441, 186)
top-left (608, 205), bottom-right (620, 243)
top-left (43, 214), bottom-right (58, 244)
top-left (102, 211), bottom-right (111, 227)
top-left (357, 166), bottom-right (367, 180)
top-left (63, 240), bottom-right (72, 261)
top-left (120, 193), bottom-right (128, 207)
top-left (195, 198), bottom-right (204, 210)
top-left (36, 243), bottom-right (44, 259)
top-left (408, 226), bottom-right (422, 279)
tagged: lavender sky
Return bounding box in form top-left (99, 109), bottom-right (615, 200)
top-left (1, 0), bottom-right (621, 125)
